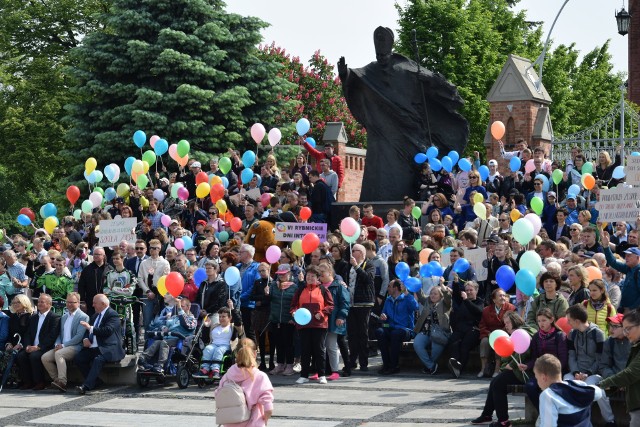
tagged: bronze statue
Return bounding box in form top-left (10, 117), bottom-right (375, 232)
top-left (339, 26), bottom-right (469, 201)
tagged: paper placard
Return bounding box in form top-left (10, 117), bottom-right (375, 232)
top-left (626, 155), bottom-right (640, 186)
top-left (97, 218), bottom-right (138, 247)
top-left (275, 222), bottom-right (327, 242)
top-left (595, 187), bottom-right (640, 223)
top-left (438, 247), bottom-right (488, 281)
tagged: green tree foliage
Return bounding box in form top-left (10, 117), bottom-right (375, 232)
top-left (64, 0), bottom-right (294, 184)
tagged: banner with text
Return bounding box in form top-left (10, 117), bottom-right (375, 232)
top-left (439, 248), bottom-right (488, 281)
top-left (626, 155), bottom-right (640, 186)
top-left (596, 187), bottom-right (640, 222)
top-left (97, 218), bottom-right (138, 247)
top-left (275, 222), bottom-right (327, 242)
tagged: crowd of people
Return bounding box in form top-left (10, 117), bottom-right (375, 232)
top-left (1, 139), bottom-right (640, 427)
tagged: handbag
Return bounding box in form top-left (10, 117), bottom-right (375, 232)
top-left (430, 323), bottom-right (451, 346)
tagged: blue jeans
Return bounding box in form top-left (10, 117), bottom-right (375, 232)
top-left (202, 344), bottom-right (230, 371)
top-left (375, 327), bottom-right (410, 370)
top-left (142, 297), bottom-right (158, 330)
top-left (413, 332), bottom-right (445, 370)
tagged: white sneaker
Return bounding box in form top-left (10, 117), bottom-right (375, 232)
top-left (477, 371), bottom-right (484, 378)
top-left (318, 376), bottom-right (327, 384)
top-left (293, 363), bottom-right (301, 373)
top-left (295, 377), bottom-right (309, 384)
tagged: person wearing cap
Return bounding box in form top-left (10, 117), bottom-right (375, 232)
top-left (302, 141), bottom-right (344, 190)
top-left (563, 194), bottom-right (580, 226)
top-left (177, 160), bottom-right (200, 197)
top-left (191, 220), bottom-right (207, 247)
top-left (485, 159), bottom-right (503, 196)
top-left (599, 313), bottom-right (632, 381)
top-left (602, 230), bottom-right (640, 313)
top-left (208, 157), bottom-right (239, 195)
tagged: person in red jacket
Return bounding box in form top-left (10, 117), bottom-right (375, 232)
top-left (478, 289), bottom-right (515, 378)
top-left (303, 141), bottom-right (344, 190)
top-left (290, 266), bottom-right (334, 385)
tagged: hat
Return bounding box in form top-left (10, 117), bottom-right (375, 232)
top-left (486, 234), bottom-right (500, 244)
top-left (115, 197), bottom-right (125, 203)
top-left (196, 220), bottom-right (207, 227)
top-left (191, 161), bottom-right (201, 168)
top-left (170, 219), bottom-right (179, 226)
top-left (547, 191), bottom-right (557, 198)
top-left (624, 247), bottom-right (640, 256)
top-left (324, 142), bottom-right (333, 148)
top-left (159, 178), bottom-right (169, 185)
top-left (275, 264), bottom-right (291, 274)
top-left (488, 159), bottom-right (498, 167)
top-left (606, 313), bottom-right (624, 325)
top-left (566, 194), bottom-right (576, 201)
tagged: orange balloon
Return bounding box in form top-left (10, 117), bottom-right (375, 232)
top-left (510, 209), bottom-right (522, 223)
top-left (229, 217), bottom-right (242, 233)
top-left (583, 174), bottom-right (596, 190)
top-left (419, 248), bottom-right (433, 265)
top-left (210, 175), bottom-right (222, 186)
top-left (491, 121), bottom-right (506, 140)
top-left (195, 171), bottom-right (208, 185)
top-left (586, 265), bottom-right (602, 282)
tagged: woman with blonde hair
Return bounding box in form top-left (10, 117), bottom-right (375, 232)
top-left (265, 154), bottom-right (281, 179)
top-left (216, 338), bottom-right (274, 426)
top-left (583, 279), bottom-right (616, 337)
top-left (595, 147), bottom-right (621, 185)
top-left (567, 265), bottom-right (590, 306)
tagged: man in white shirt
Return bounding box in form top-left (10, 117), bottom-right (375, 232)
top-left (41, 292), bottom-right (89, 392)
top-left (138, 238), bottom-right (171, 330)
top-left (377, 227), bottom-right (401, 262)
top-left (319, 159), bottom-right (339, 198)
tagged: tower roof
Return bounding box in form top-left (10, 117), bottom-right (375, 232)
top-left (486, 54), bottom-right (552, 104)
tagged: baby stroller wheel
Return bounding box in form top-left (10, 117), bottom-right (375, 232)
top-left (137, 374), bottom-right (150, 388)
top-left (177, 364), bottom-right (190, 389)
top-left (197, 378), bottom-right (206, 388)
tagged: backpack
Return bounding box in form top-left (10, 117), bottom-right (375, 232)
top-left (215, 379), bottom-right (251, 425)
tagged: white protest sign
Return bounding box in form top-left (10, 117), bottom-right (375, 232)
top-left (626, 155), bottom-right (640, 186)
top-left (466, 248), bottom-right (488, 281)
top-left (595, 187), bottom-right (640, 223)
top-left (96, 218), bottom-right (138, 247)
top-left (275, 222), bottom-right (327, 242)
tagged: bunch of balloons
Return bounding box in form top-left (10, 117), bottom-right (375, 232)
top-left (340, 217), bottom-right (360, 244)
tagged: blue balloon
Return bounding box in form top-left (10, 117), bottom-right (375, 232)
top-left (452, 258), bottom-right (470, 274)
top-left (221, 176), bottom-right (229, 189)
top-left (496, 265), bottom-right (516, 292)
top-left (448, 150), bottom-right (460, 165)
top-left (124, 157), bottom-right (135, 175)
top-left (428, 261), bottom-right (444, 277)
top-left (632, 152), bottom-right (640, 157)
top-left (568, 184), bottom-right (581, 196)
top-left (241, 168), bottom-right (254, 184)
top-left (429, 158), bottom-right (442, 172)
top-left (419, 264), bottom-right (432, 278)
top-left (104, 165), bottom-right (114, 183)
top-left (458, 158), bottom-right (472, 172)
top-left (224, 266), bottom-right (240, 286)
top-left (296, 118), bottom-right (311, 136)
top-left (154, 139), bottom-right (168, 156)
top-left (395, 262), bottom-right (410, 281)
top-left (133, 130), bottom-right (146, 148)
top-left (478, 165), bottom-right (490, 181)
top-left (306, 137), bottom-right (316, 148)
top-left (293, 308), bottom-right (312, 326)
top-left (193, 268), bottom-right (207, 288)
top-left (442, 247), bottom-right (453, 254)
top-left (183, 238), bottom-right (193, 250)
top-left (104, 187), bottom-right (117, 201)
top-left (242, 150), bottom-right (256, 168)
top-left (405, 277), bottom-right (422, 293)
top-left (515, 269), bottom-right (537, 297)
top-left (612, 166), bottom-right (625, 180)
top-left (441, 156), bottom-right (453, 173)
top-left (42, 203), bottom-right (57, 218)
top-left (218, 231), bottom-right (229, 243)
top-left (256, 175), bottom-right (262, 187)
top-left (535, 174), bottom-right (550, 192)
top-left (17, 214), bottom-right (31, 226)
top-left (414, 153), bottom-right (428, 164)
top-left (509, 157), bottom-right (521, 172)
top-left (427, 146), bottom-right (439, 159)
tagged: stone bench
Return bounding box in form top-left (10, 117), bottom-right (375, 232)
top-left (66, 354), bottom-right (138, 386)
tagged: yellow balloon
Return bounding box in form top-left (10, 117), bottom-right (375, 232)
top-left (116, 183), bottom-right (130, 197)
top-left (196, 182), bottom-right (211, 199)
top-left (132, 160), bottom-right (144, 174)
top-left (210, 175), bottom-right (222, 186)
top-left (142, 160), bottom-right (150, 174)
top-left (215, 199), bottom-right (228, 214)
top-left (473, 202), bottom-right (487, 220)
top-left (473, 193), bottom-right (484, 204)
top-left (140, 196), bottom-right (149, 208)
top-left (292, 239), bottom-right (305, 257)
top-left (157, 276), bottom-right (168, 297)
top-left (510, 208), bottom-right (522, 223)
top-left (44, 216), bottom-right (58, 234)
top-left (85, 157), bottom-right (97, 174)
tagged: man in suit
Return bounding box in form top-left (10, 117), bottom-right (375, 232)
top-left (16, 294), bottom-right (61, 390)
top-left (41, 292), bottom-right (89, 392)
top-left (125, 240), bottom-right (148, 341)
top-left (78, 246), bottom-right (107, 316)
top-left (74, 293), bottom-right (125, 394)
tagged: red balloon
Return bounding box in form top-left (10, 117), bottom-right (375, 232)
top-left (494, 336), bottom-right (515, 358)
top-left (66, 185), bottom-right (80, 205)
top-left (165, 272), bottom-right (184, 298)
top-left (19, 208), bottom-right (36, 224)
top-left (260, 193), bottom-right (271, 208)
top-left (210, 183), bottom-right (225, 202)
top-left (556, 317), bottom-right (572, 335)
top-left (299, 206), bottom-right (312, 221)
top-left (301, 233), bottom-right (320, 254)
top-left (195, 171), bottom-right (209, 185)
top-left (229, 217), bottom-right (242, 233)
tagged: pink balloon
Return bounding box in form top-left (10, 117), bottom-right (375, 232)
top-left (168, 144), bottom-right (179, 161)
top-left (524, 213), bottom-right (542, 235)
top-left (268, 128), bottom-right (281, 147)
top-left (150, 135), bottom-right (160, 148)
top-left (161, 214), bottom-right (172, 227)
top-left (174, 238), bottom-right (184, 250)
top-left (340, 217), bottom-right (359, 237)
top-left (177, 187), bottom-right (189, 201)
top-left (260, 192), bottom-right (271, 208)
top-left (265, 245), bottom-right (282, 264)
top-left (524, 159), bottom-right (535, 174)
top-left (251, 123), bottom-right (266, 144)
top-left (510, 329), bottom-right (532, 354)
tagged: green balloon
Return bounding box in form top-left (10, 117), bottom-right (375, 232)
top-left (413, 239), bottom-right (422, 250)
top-left (171, 183), bottom-right (183, 198)
top-left (219, 157), bottom-right (232, 174)
top-left (411, 206), bottom-right (422, 220)
top-left (142, 150), bottom-right (156, 167)
top-left (177, 140), bottom-right (190, 157)
top-left (73, 209), bottom-right (82, 220)
top-left (531, 196), bottom-right (544, 215)
top-left (94, 187), bottom-right (104, 196)
top-left (81, 200), bottom-right (93, 214)
top-left (582, 162), bottom-right (593, 175)
top-left (137, 174), bottom-right (149, 189)
top-left (552, 169), bottom-right (563, 185)
top-left (0, 229), bottom-right (3, 240)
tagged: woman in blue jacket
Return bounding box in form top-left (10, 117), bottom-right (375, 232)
top-left (318, 263), bottom-right (350, 380)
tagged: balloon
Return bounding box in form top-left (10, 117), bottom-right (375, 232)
top-left (241, 168), bottom-right (254, 184)
top-left (151, 189), bottom-right (164, 203)
top-left (268, 128), bottom-right (281, 147)
top-left (215, 199), bottom-right (228, 214)
top-left (341, 228), bottom-right (360, 244)
top-left (419, 264), bottom-right (432, 278)
top-left (556, 317), bottom-right (572, 335)
top-left (293, 308), bottom-right (312, 326)
top-left (17, 214), bottom-right (31, 226)
top-left (582, 162), bottom-right (594, 175)
top-left (491, 121), bottom-right (505, 139)
top-left (178, 187), bottom-right (189, 201)
top-left (419, 248), bottom-right (433, 265)
top-left (509, 157), bottom-right (521, 173)
top-left (298, 206), bottom-right (312, 221)
top-left (210, 183), bottom-right (225, 202)
top-left (478, 165), bottom-right (490, 181)
top-left (221, 176), bottom-right (229, 189)
top-left (412, 238), bottom-right (421, 251)
top-left (170, 182), bottom-right (183, 198)
top-left (458, 158), bottom-right (471, 171)
top-left (551, 168), bottom-right (563, 185)
top-left (132, 160), bottom-right (143, 175)
top-left (116, 183), bottom-right (130, 198)
top-left (94, 187), bottom-right (104, 196)
top-left (177, 140), bottom-right (190, 157)
top-left (229, 217), bottom-right (242, 233)
top-left (19, 208), bottom-right (35, 224)
top-left (511, 329), bottom-right (532, 354)
top-left (496, 265), bottom-right (516, 291)
top-left (512, 218), bottom-right (534, 245)
top-left (92, 170), bottom-right (103, 184)
top-left (142, 150), bottom-right (156, 167)
top-left (154, 139), bottom-right (168, 156)
top-left (214, 157), bottom-right (230, 175)
top-left (414, 153), bottom-right (427, 164)
top-left (489, 329), bottom-right (509, 348)
top-left (301, 233), bottom-right (320, 254)
top-left (448, 150), bottom-right (459, 164)
top-left (296, 118), bottom-right (311, 136)
top-left (139, 196), bottom-right (149, 208)
top-left (395, 262), bottom-right (410, 281)
top-left (305, 137), bottom-right (316, 148)
top-left (73, 209), bottom-right (81, 220)
top-left (195, 172), bottom-right (208, 186)
top-left (340, 217), bottom-right (359, 237)
top-left (441, 156), bottom-right (453, 172)
top-left (183, 238), bottom-right (193, 250)
top-left (524, 159), bottom-right (535, 174)
top-left (44, 216), bottom-right (58, 234)
top-left (265, 245), bottom-right (282, 264)
top-left (292, 239), bottom-right (304, 257)
top-left (161, 215), bottom-right (172, 227)
top-left (251, 123), bottom-right (266, 144)
top-left (218, 231), bottom-right (229, 243)
top-left (168, 144), bottom-right (179, 160)
top-left (150, 135), bottom-right (160, 147)
top-left (473, 193), bottom-right (484, 204)
top-left (225, 266), bottom-right (240, 285)
top-left (530, 196), bottom-right (544, 215)
top-left (583, 174), bottom-right (595, 190)
top-left (612, 166), bottom-right (625, 180)
top-left (494, 336), bottom-right (515, 358)
top-left (429, 158), bottom-right (442, 172)
top-left (568, 184), bottom-right (581, 196)
top-left (241, 151), bottom-right (256, 168)
top-left (535, 174), bottom-right (550, 192)
top-left (133, 130), bottom-right (146, 148)
top-left (411, 206), bottom-right (421, 220)
top-left (157, 276), bottom-right (168, 297)
top-left (41, 203), bottom-right (57, 219)
top-left (165, 272), bottom-right (184, 298)
top-left (453, 258), bottom-right (470, 273)
top-left (89, 192), bottom-right (103, 208)
top-left (104, 187), bottom-right (116, 201)
top-left (426, 146), bottom-right (439, 159)
top-left (510, 208), bottom-right (522, 223)
top-left (124, 157), bottom-right (135, 175)
top-left (174, 238), bottom-right (185, 250)
top-left (519, 250), bottom-right (543, 276)
top-left (473, 202), bottom-right (487, 220)
top-left (67, 186), bottom-right (80, 205)
top-left (103, 165), bottom-right (115, 183)
top-left (428, 261), bottom-right (444, 277)
top-left (586, 265), bottom-right (602, 282)
top-left (136, 174), bottom-right (149, 189)
top-left (524, 213), bottom-right (542, 236)
top-left (405, 277), bottom-right (422, 293)
top-left (85, 157), bottom-right (97, 174)
top-left (515, 269), bottom-right (537, 297)
top-left (193, 268), bottom-right (207, 287)
top-left (195, 182), bottom-right (210, 199)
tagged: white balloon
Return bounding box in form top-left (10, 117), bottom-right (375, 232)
top-left (89, 191), bottom-right (103, 209)
top-left (268, 128), bottom-right (281, 147)
top-left (524, 213), bottom-right (542, 235)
